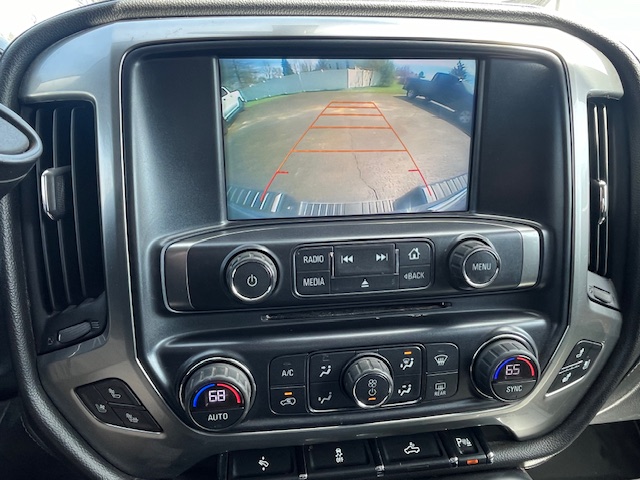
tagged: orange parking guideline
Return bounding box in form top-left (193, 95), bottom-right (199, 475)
top-left (326, 105), bottom-right (377, 109)
top-left (321, 113), bottom-right (383, 117)
top-left (310, 126), bottom-right (391, 129)
top-left (293, 149), bottom-right (406, 153)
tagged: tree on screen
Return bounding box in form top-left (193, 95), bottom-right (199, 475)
top-left (450, 61), bottom-right (469, 81)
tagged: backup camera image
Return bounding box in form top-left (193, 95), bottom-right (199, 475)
top-left (220, 58), bottom-right (476, 219)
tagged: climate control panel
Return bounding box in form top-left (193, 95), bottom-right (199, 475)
top-left (178, 333), bottom-right (544, 432)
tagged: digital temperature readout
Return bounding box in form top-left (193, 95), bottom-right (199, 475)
top-left (207, 389), bottom-right (227, 404)
top-left (192, 383), bottom-right (243, 411)
top-left (494, 356), bottom-right (537, 383)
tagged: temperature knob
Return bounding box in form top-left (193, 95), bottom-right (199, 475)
top-left (473, 338), bottom-right (539, 402)
top-left (181, 360), bottom-right (254, 431)
top-left (342, 355), bottom-right (393, 408)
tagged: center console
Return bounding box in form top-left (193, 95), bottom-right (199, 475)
top-left (21, 15), bottom-right (625, 479)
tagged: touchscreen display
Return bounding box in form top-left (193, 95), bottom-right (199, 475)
top-left (220, 58), bottom-right (476, 219)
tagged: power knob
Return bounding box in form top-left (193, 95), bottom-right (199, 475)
top-left (226, 250), bottom-right (278, 303)
top-left (472, 338), bottom-right (539, 402)
top-left (181, 360), bottom-right (254, 431)
top-left (342, 355), bottom-right (393, 408)
top-left (449, 239), bottom-right (500, 289)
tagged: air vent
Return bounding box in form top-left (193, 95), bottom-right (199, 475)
top-left (587, 99), bottom-right (611, 277)
top-left (21, 102), bottom-right (107, 353)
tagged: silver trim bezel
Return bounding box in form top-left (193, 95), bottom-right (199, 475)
top-left (19, 15), bottom-right (623, 477)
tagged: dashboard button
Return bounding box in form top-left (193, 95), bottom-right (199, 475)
top-left (449, 240), bottom-right (500, 289)
top-left (388, 375), bottom-right (422, 403)
top-left (93, 379), bottom-right (141, 406)
top-left (112, 406), bottom-right (161, 432)
top-left (331, 274), bottom-right (398, 293)
top-left (226, 250), bottom-right (278, 303)
top-left (295, 247), bottom-right (332, 272)
top-left (310, 351), bottom-right (354, 383)
top-left (309, 382), bottom-right (353, 411)
top-left (334, 244), bottom-right (395, 277)
top-left (439, 430), bottom-right (487, 466)
top-left (343, 355), bottom-right (393, 408)
top-left (549, 343), bottom-right (602, 393)
top-left (233, 263), bottom-right (273, 300)
top-left (397, 242), bottom-right (432, 266)
top-left (378, 433), bottom-right (443, 465)
top-left (378, 346), bottom-right (422, 377)
top-left (399, 266), bottom-right (431, 289)
top-left (230, 447), bottom-right (296, 478)
top-left (307, 441), bottom-right (371, 470)
top-left (269, 355), bottom-right (306, 387)
top-left (492, 380), bottom-right (536, 400)
top-left (270, 387), bottom-right (307, 415)
top-left (425, 343), bottom-right (459, 373)
top-left (425, 373), bottom-right (458, 400)
top-left (464, 249), bottom-right (499, 286)
top-left (296, 271), bottom-right (331, 295)
top-left (564, 340), bottom-right (601, 367)
top-left (76, 385), bottom-right (123, 426)
top-left (191, 407), bottom-right (244, 430)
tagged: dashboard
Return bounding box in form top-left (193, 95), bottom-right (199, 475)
top-left (1, 2), bottom-right (639, 480)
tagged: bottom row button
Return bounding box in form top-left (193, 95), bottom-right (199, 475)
top-left (309, 382), bottom-right (352, 411)
top-left (307, 440), bottom-right (371, 470)
top-left (230, 447), bottom-right (296, 478)
top-left (378, 433), bottom-right (443, 464)
top-left (425, 373), bottom-right (458, 400)
top-left (439, 429), bottom-right (487, 466)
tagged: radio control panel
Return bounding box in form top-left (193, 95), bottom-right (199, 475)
top-left (294, 242), bottom-right (433, 296)
top-left (162, 220), bottom-right (542, 312)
